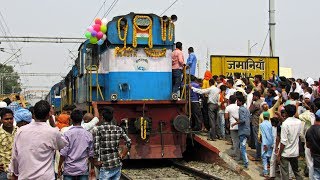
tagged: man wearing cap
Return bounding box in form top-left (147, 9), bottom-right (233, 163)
top-left (306, 110), bottom-right (320, 179)
top-left (259, 111), bottom-right (274, 177)
top-left (14, 109), bottom-right (32, 128)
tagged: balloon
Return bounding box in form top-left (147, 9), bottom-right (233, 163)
top-left (91, 30), bottom-right (97, 37)
top-left (85, 31), bottom-right (91, 39)
top-left (93, 24), bottom-right (101, 32)
top-left (96, 31), bottom-right (104, 39)
top-left (102, 34), bottom-right (107, 40)
top-left (87, 26), bottom-right (94, 32)
top-left (97, 39), bottom-right (104, 45)
top-left (100, 25), bottom-right (107, 33)
top-left (102, 18), bottom-right (108, 25)
top-left (90, 37), bottom-right (98, 44)
top-left (95, 18), bottom-right (102, 25)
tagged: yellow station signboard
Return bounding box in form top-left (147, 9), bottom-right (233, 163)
top-left (210, 55), bottom-right (279, 79)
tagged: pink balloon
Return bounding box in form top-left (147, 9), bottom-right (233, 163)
top-left (87, 26), bottom-right (94, 32)
top-left (95, 18), bottom-right (102, 25)
top-left (93, 24), bottom-right (101, 32)
top-left (96, 31), bottom-right (104, 39)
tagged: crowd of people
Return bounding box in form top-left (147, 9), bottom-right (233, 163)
top-left (0, 99), bottom-right (131, 180)
top-left (171, 42), bottom-right (319, 179)
top-left (189, 73), bottom-right (319, 179)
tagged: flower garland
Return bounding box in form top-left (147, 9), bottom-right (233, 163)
top-left (144, 48), bottom-right (166, 58)
top-left (132, 15), bottom-right (153, 48)
top-left (140, 117), bottom-right (147, 140)
top-left (161, 18), bottom-right (167, 41)
top-left (117, 17), bottom-right (128, 48)
top-left (168, 22), bottom-right (174, 41)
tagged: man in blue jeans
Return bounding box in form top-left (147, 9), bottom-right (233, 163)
top-left (93, 106), bottom-right (131, 180)
top-left (232, 95), bottom-right (251, 168)
top-left (172, 42), bottom-right (185, 94)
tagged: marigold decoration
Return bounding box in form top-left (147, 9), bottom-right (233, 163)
top-left (161, 18), bottom-right (167, 41)
top-left (144, 48), bottom-right (166, 58)
top-left (133, 15), bottom-right (153, 48)
top-left (140, 117), bottom-right (147, 140)
top-left (168, 22), bottom-right (174, 41)
top-left (117, 17), bottom-right (128, 48)
top-left (114, 47), bottom-right (138, 57)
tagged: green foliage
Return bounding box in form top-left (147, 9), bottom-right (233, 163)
top-left (0, 64), bottom-right (21, 94)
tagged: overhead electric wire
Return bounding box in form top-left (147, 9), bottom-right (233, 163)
top-left (0, 10), bottom-right (29, 87)
top-left (160, 0), bottom-right (179, 16)
top-left (102, 0), bottom-right (120, 18)
top-left (259, 30), bottom-right (269, 56)
top-left (69, 0), bottom-right (110, 58)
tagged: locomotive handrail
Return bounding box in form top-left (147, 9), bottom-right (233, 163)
top-left (86, 65), bottom-right (104, 112)
top-left (180, 66), bottom-right (192, 129)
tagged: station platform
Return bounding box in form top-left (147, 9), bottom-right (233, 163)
top-left (193, 133), bottom-right (265, 180)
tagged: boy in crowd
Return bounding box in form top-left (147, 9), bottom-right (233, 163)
top-left (260, 112), bottom-right (274, 177)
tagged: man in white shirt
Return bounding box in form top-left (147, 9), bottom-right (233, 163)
top-left (225, 95), bottom-right (240, 160)
top-left (82, 102), bottom-right (100, 131)
top-left (277, 104), bottom-right (303, 180)
top-left (226, 79), bottom-right (237, 100)
top-left (191, 79), bottom-right (220, 141)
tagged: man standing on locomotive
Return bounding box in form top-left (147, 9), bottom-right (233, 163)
top-left (186, 47), bottom-right (197, 77)
top-left (172, 42), bottom-right (185, 94)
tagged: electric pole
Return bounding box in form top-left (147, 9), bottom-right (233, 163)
top-left (269, 0), bottom-right (276, 57)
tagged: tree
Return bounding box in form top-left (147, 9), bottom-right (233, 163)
top-left (0, 64), bottom-right (21, 94)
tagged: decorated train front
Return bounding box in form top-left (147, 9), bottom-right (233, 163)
top-left (58, 13), bottom-right (189, 159)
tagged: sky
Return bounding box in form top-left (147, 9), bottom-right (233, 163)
top-left (0, 0), bottom-right (319, 103)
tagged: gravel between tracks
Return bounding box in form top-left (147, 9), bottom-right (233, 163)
top-left (180, 161), bottom-right (246, 180)
top-left (123, 167), bottom-right (195, 179)
top-left (122, 160), bottom-right (245, 180)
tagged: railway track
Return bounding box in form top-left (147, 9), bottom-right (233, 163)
top-left (170, 160), bottom-right (223, 180)
top-left (120, 160), bottom-right (224, 180)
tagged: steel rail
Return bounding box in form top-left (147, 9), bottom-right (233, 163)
top-left (170, 161), bottom-right (223, 180)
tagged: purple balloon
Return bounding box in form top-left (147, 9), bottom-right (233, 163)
top-left (87, 26), bottom-right (94, 32)
top-left (91, 30), bottom-right (97, 37)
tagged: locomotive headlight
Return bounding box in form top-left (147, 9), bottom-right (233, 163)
top-left (111, 94), bottom-right (118, 101)
top-left (170, 15), bottom-right (178, 22)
